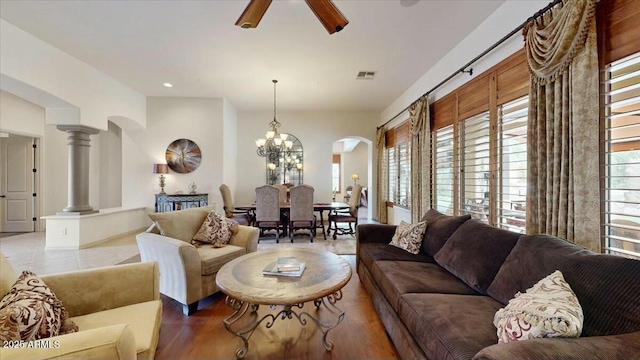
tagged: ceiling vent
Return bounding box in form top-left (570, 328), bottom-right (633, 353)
top-left (356, 71), bottom-right (376, 80)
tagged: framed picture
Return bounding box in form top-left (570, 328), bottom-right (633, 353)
top-left (165, 138), bottom-right (201, 173)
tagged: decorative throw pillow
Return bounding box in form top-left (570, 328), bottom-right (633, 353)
top-left (192, 211), bottom-right (239, 247)
top-left (493, 270), bottom-right (583, 343)
top-left (148, 205), bottom-right (215, 243)
top-left (0, 271), bottom-right (78, 341)
top-left (389, 221), bottom-right (428, 255)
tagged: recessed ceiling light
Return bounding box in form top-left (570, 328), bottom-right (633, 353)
top-left (163, 83), bottom-right (173, 88)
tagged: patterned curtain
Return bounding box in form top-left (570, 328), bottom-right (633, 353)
top-left (375, 128), bottom-right (388, 223)
top-left (409, 96), bottom-right (431, 222)
top-left (524, 0), bottom-right (600, 251)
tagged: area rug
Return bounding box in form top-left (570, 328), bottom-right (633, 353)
top-left (257, 235), bottom-right (355, 255)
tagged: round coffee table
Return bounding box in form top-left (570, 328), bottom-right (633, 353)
top-left (216, 248), bottom-right (352, 359)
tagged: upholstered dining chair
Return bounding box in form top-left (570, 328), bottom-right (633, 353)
top-left (255, 185), bottom-right (283, 242)
top-left (219, 184), bottom-right (253, 226)
top-left (328, 184), bottom-right (362, 240)
top-left (288, 184), bottom-right (316, 242)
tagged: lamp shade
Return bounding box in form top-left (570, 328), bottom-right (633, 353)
top-left (351, 174), bottom-right (359, 181)
top-left (153, 164), bottom-right (169, 174)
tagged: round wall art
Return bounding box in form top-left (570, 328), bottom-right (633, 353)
top-left (165, 138), bottom-right (202, 174)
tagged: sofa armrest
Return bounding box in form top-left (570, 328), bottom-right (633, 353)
top-left (41, 261), bottom-right (159, 318)
top-left (136, 232), bottom-right (202, 306)
top-left (356, 224), bottom-right (397, 245)
top-left (228, 225), bottom-right (259, 253)
top-left (473, 331), bottom-right (640, 360)
top-left (0, 324), bottom-right (136, 360)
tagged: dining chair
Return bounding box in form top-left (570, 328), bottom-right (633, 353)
top-left (288, 184), bottom-right (316, 242)
top-left (255, 185), bottom-right (283, 242)
top-left (328, 184), bottom-right (362, 239)
top-left (219, 184), bottom-right (253, 226)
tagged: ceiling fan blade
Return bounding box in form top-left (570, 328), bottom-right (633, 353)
top-left (235, 0), bottom-right (273, 29)
top-left (305, 0), bottom-right (349, 34)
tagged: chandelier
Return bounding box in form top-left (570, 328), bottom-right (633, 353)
top-left (255, 79), bottom-right (294, 168)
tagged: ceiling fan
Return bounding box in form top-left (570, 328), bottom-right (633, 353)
top-left (235, 0), bottom-right (349, 35)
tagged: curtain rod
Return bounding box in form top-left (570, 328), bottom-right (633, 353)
top-left (378, 0), bottom-right (563, 130)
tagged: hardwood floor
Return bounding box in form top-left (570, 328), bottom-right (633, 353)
top-left (156, 255), bottom-right (400, 360)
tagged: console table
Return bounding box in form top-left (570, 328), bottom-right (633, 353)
top-left (155, 193), bottom-right (208, 212)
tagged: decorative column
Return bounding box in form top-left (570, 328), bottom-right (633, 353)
top-left (57, 125), bottom-right (100, 215)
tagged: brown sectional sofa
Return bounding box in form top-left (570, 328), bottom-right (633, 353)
top-left (356, 209), bottom-right (640, 360)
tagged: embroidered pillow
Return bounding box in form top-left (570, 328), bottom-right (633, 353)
top-left (494, 270), bottom-right (583, 343)
top-left (389, 221), bottom-right (428, 254)
top-left (0, 271), bottom-right (78, 341)
top-left (192, 211), bottom-right (239, 247)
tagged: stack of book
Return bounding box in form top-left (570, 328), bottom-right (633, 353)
top-left (262, 256), bottom-right (307, 277)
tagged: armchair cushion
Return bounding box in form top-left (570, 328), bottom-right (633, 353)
top-left (0, 271), bottom-right (77, 342)
top-left (148, 206), bottom-right (215, 243)
top-left (192, 211), bottom-right (239, 247)
top-left (197, 245), bottom-right (247, 276)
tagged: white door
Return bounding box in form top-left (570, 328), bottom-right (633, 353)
top-left (1, 135), bottom-right (35, 232)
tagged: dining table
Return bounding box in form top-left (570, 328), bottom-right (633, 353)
top-left (236, 202), bottom-right (350, 240)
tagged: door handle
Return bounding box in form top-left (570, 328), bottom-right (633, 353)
top-left (0, 195), bottom-right (5, 198)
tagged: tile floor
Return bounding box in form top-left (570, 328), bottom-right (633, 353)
top-left (0, 232), bottom-right (139, 275)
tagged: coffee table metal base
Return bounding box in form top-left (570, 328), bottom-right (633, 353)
top-left (223, 290), bottom-right (345, 359)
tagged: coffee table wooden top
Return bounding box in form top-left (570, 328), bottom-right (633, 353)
top-left (216, 248), bottom-right (352, 305)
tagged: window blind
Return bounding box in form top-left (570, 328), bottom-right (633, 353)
top-left (496, 96), bottom-right (528, 233)
top-left (457, 111), bottom-right (490, 222)
top-left (434, 125), bottom-right (455, 215)
top-left (603, 52), bottom-right (640, 259)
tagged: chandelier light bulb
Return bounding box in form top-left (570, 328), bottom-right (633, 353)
top-left (274, 138), bottom-right (283, 146)
top-left (268, 163), bottom-right (276, 170)
top-left (266, 131), bottom-right (275, 139)
top-left (280, 134), bottom-right (289, 141)
top-left (285, 140), bottom-right (293, 149)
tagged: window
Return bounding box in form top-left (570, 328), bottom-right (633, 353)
top-left (332, 154), bottom-right (340, 193)
top-left (385, 121), bottom-right (411, 207)
top-left (458, 111), bottom-right (490, 222)
top-left (434, 125), bottom-right (454, 215)
top-left (603, 52), bottom-right (640, 259)
top-left (496, 96), bottom-right (528, 233)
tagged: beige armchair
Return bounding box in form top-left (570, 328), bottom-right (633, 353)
top-left (137, 206), bottom-right (259, 315)
top-left (0, 253), bottom-right (161, 360)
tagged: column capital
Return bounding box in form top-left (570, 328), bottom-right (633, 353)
top-left (56, 125), bottom-right (100, 135)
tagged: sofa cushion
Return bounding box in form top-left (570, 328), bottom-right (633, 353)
top-left (487, 234), bottom-right (640, 337)
top-left (420, 209), bottom-right (471, 256)
top-left (389, 221), bottom-right (428, 254)
top-left (192, 211), bottom-right (238, 247)
top-left (372, 261), bottom-right (478, 311)
top-left (434, 219), bottom-right (521, 294)
top-left (398, 293), bottom-right (502, 360)
top-left (197, 245), bottom-right (247, 276)
top-left (69, 300), bottom-right (162, 359)
top-left (358, 243), bottom-right (435, 272)
top-left (148, 206), bottom-right (215, 243)
top-left (494, 270), bottom-right (583, 343)
top-left (0, 271), bottom-right (77, 341)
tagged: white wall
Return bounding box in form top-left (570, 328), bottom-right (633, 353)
top-left (121, 97), bottom-right (226, 212)
top-left (0, 20), bottom-right (146, 131)
top-left (99, 121), bottom-right (123, 208)
top-left (222, 99), bottom-right (238, 199)
top-left (236, 111), bottom-right (377, 205)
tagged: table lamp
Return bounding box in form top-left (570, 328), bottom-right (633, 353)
top-left (351, 173), bottom-right (359, 185)
top-left (154, 163), bottom-right (169, 194)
